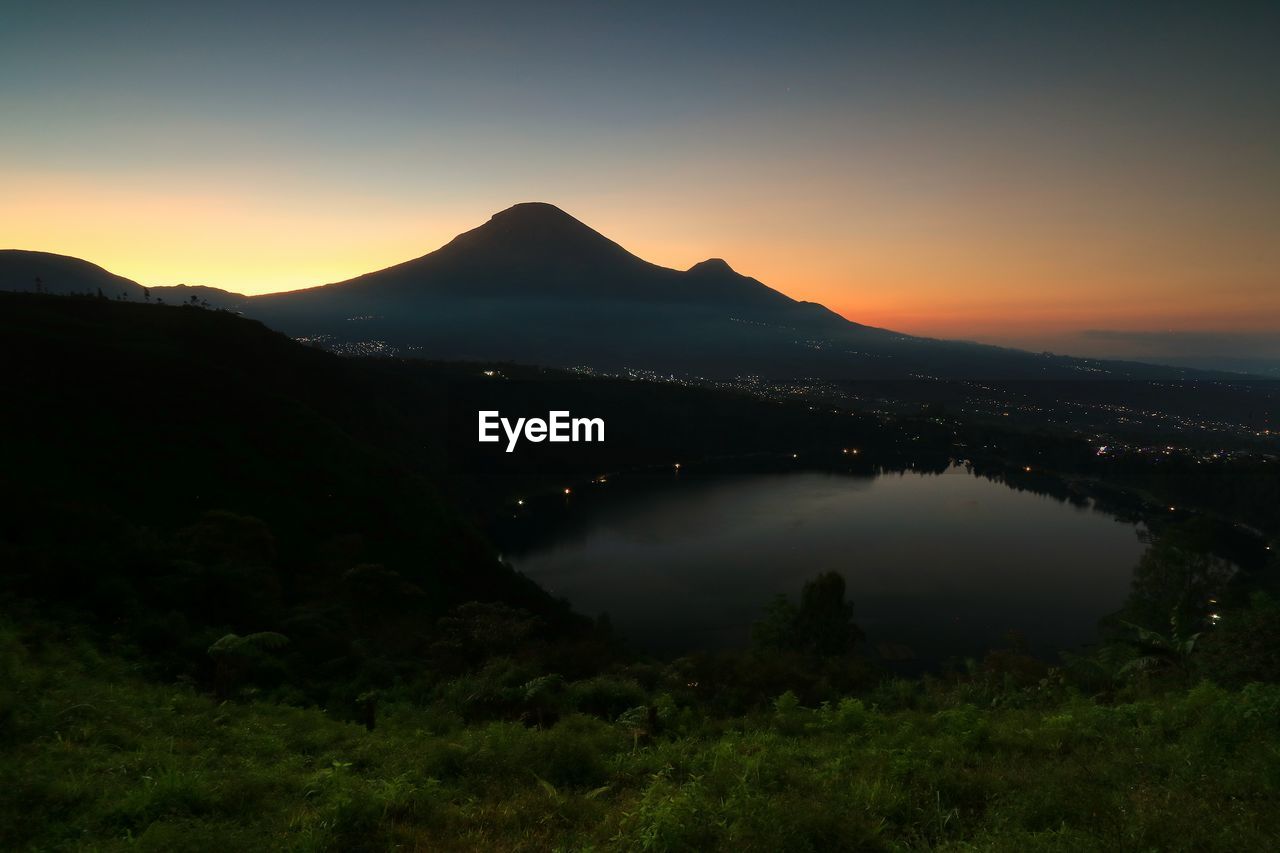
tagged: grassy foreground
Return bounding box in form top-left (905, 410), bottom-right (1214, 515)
top-left (4, 629), bottom-right (1279, 852)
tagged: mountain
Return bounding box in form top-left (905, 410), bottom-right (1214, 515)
top-left (246, 203), bottom-right (873, 375)
top-left (245, 203), bottom-right (1197, 380)
top-left (0, 249), bottom-right (247, 309)
top-left (272, 203), bottom-right (812, 309)
top-left (0, 250), bottom-right (148, 300)
top-left (0, 206), bottom-right (1234, 381)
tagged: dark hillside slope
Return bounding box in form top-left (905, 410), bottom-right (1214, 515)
top-left (0, 249), bottom-right (147, 300)
top-left (0, 249), bottom-right (246, 307)
top-left (0, 293), bottom-right (569, 691)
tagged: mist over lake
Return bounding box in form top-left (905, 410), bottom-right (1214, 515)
top-left (508, 466), bottom-right (1146, 664)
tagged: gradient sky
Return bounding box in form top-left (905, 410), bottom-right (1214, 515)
top-left (3, 0), bottom-right (1278, 359)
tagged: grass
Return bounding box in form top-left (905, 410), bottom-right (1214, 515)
top-left (3, 627), bottom-right (1279, 852)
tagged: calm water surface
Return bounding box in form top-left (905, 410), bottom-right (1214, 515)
top-left (509, 466), bottom-right (1146, 664)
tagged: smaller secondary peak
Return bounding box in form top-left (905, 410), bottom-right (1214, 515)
top-left (688, 258), bottom-right (737, 275)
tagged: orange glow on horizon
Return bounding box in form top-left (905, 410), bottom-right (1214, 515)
top-left (3, 172), bottom-right (1277, 349)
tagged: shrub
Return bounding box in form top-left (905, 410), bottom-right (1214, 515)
top-left (567, 675), bottom-right (649, 719)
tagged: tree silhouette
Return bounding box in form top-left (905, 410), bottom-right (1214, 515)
top-left (752, 572), bottom-right (865, 656)
top-left (795, 572), bottom-right (865, 656)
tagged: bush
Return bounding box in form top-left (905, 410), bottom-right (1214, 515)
top-left (567, 675), bottom-right (649, 719)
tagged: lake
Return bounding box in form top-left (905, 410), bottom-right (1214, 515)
top-left (506, 466), bottom-right (1147, 665)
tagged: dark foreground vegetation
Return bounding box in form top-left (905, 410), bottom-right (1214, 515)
top-left (5, 606), bottom-right (1280, 852)
top-left (3, 293), bottom-right (1279, 850)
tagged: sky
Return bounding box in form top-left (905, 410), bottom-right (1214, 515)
top-left (2, 0), bottom-right (1278, 363)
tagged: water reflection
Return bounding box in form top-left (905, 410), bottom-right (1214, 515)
top-left (506, 466), bottom-right (1145, 665)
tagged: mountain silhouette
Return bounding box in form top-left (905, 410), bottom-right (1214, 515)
top-left (247, 203), bottom-right (1151, 379)
top-left (243, 202), bottom-right (905, 374)
top-left (0, 205), bottom-right (1217, 380)
top-left (303, 202), bottom-right (655, 301)
top-left (258, 202), bottom-right (831, 313)
top-left (0, 249), bottom-right (246, 308)
top-left (0, 250), bottom-right (147, 300)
